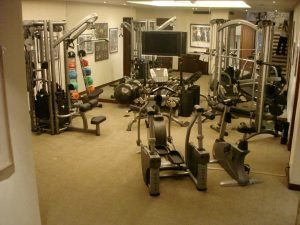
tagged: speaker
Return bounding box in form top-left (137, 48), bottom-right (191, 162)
top-left (179, 89), bottom-right (193, 117)
top-left (189, 85), bottom-right (200, 106)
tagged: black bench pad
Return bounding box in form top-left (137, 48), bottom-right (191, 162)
top-left (91, 116), bottom-right (106, 124)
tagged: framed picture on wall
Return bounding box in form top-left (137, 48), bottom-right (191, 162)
top-left (190, 24), bottom-right (210, 48)
top-left (0, 46), bottom-right (14, 181)
top-left (78, 34), bottom-right (93, 54)
top-left (109, 28), bottom-right (118, 53)
top-left (95, 23), bottom-right (108, 39)
top-left (94, 41), bottom-right (109, 62)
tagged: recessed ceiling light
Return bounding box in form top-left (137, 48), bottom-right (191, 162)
top-left (127, 1), bottom-right (251, 8)
top-left (272, 1), bottom-right (276, 3)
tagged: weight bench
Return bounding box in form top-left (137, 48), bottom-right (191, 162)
top-left (91, 116), bottom-right (106, 136)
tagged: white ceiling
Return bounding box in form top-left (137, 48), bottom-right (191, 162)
top-left (65, 0), bottom-right (298, 12)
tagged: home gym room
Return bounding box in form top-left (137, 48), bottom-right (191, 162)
top-left (1, 0), bottom-right (300, 225)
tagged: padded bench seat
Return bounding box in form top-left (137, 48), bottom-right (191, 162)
top-left (91, 116), bottom-right (106, 136)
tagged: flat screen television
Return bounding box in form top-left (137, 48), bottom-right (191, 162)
top-left (142, 31), bottom-right (187, 56)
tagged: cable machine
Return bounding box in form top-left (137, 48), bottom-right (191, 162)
top-left (211, 19), bottom-right (278, 138)
top-left (24, 13), bottom-right (104, 135)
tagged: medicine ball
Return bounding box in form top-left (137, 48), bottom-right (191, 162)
top-left (85, 76), bottom-right (93, 86)
top-left (68, 51), bottom-right (76, 58)
top-left (68, 69), bottom-right (77, 79)
top-left (84, 67), bottom-right (91, 76)
top-left (70, 81), bottom-right (78, 90)
top-left (68, 62), bottom-right (76, 69)
top-left (81, 59), bottom-right (89, 67)
top-left (78, 49), bottom-right (86, 57)
top-left (71, 91), bottom-right (80, 100)
top-left (87, 85), bottom-right (95, 94)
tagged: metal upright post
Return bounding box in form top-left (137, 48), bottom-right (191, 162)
top-left (255, 20), bottom-right (273, 133)
top-left (48, 20), bottom-right (60, 134)
top-left (210, 19), bottom-right (225, 96)
top-left (44, 20), bottom-right (55, 134)
top-left (62, 23), bottom-right (72, 117)
top-left (215, 28), bottom-right (223, 96)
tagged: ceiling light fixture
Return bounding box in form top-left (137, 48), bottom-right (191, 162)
top-left (127, 1), bottom-right (251, 8)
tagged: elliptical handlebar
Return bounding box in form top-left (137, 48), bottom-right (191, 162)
top-left (185, 108), bottom-right (198, 151)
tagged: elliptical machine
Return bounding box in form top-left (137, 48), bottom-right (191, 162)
top-left (139, 86), bottom-right (211, 196)
top-left (212, 98), bottom-right (259, 186)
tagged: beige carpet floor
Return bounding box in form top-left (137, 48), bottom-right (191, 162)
top-left (32, 75), bottom-right (300, 225)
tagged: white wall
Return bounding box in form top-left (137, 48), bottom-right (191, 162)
top-left (0, 0), bottom-right (41, 225)
top-left (66, 2), bottom-right (136, 92)
top-left (22, 0), bottom-right (67, 20)
top-left (289, 2), bottom-right (300, 186)
top-left (22, 1), bottom-right (136, 92)
top-left (136, 8), bottom-right (229, 53)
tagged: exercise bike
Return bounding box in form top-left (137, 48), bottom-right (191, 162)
top-left (139, 86), bottom-right (211, 196)
top-left (212, 98), bottom-right (260, 186)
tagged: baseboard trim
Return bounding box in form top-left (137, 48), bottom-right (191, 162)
top-left (78, 78), bottom-right (123, 103)
top-left (79, 78), bottom-right (122, 94)
top-left (98, 78), bottom-right (123, 88)
top-left (288, 182), bottom-right (300, 191)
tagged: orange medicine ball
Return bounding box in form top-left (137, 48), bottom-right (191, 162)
top-left (87, 85), bottom-right (95, 94)
top-left (68, 62), bottom-right (76, 69)
top-left (71, 91), bottom-right (80, 100)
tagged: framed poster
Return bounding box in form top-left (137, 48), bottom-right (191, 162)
top-left (95, 23), bottom-right (108, 39)
top-left (78, 34), bottom-right (93, 54)
top-left (109, 28), bottom-right (118, 53)
top-left (190, 24), bottom-right (210, 48)
top-left (94, 41), bottom-right (109, 62)
top-left (0, 46), bottom-right (14, 181)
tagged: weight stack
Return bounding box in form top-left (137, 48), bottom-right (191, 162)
top-left (179, 89), bottom-right (194, 117)
top-left (189, 85), bottom-right (200, 106)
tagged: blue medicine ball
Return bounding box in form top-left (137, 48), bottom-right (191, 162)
top-left (84, 67), bottom-right (91, 76)
top-left (68, 69), bottom-right (77, 79)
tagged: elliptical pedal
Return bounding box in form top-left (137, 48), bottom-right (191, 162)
top-left (167, 150), bottom-right (184, 164)
top-left (155, 145), bottom-right (169, 155)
